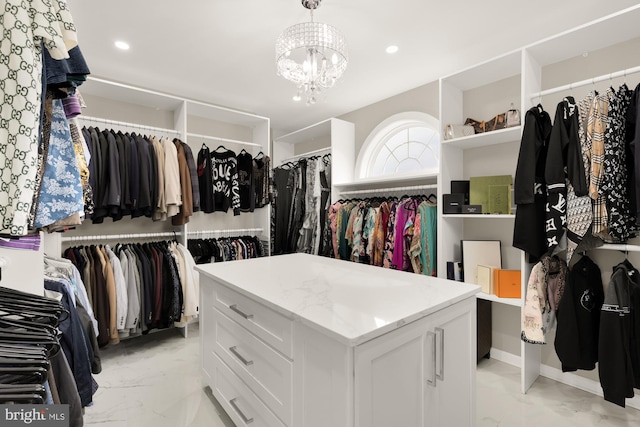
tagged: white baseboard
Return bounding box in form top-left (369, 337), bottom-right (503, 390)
top-left (485, 348), bottom-right (640, 410)
top-left (488, 347), bottom-right (520, 368)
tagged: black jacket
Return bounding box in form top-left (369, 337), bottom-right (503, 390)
top-left (554, 255), bottom-right (603, 372)
top-left (598, 259), bottom-right (640, 407)
top-left (197, 145), bottom-right (214, 213)
top-left (513, 106), bottom-right (552, 260)
top-left (545, 97), bottom-right (585, 253)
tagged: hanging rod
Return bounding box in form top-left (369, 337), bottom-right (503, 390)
top-left (339, 184), bottom-right (437, 196)
top-left (281, 147), bottom-right (331, 163)
top-left (186, 228), bottom-right (263, 237)
top-left (61, 231), bottom-right (182, 243)
top-left (78, 115), bottom-right (182, 135)
top-left (530, 65), bottom-right (640, 99)
top-left (186, 132), bottom-right (261, 147)
top-left (596, 243), bottom-right (640, 253)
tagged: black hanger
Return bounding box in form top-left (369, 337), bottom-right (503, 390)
top-left (214, 145), bottom-right (227, 152)
top-left (239, 148), bottom-right (248, 155)
top-left (254, 151), bottom-right (264, 160)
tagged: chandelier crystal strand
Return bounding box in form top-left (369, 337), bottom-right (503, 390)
top-left (276, 0), bottom-right (348, 104)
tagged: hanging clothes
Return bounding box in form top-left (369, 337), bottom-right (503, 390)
top-left (253, 153), bottom-right (271, 209)
top-left (598, 259), bottom-right (640, 407)
top-left (187, 235), bottom-right (266, 264)
top-left (554, 255), bottom-right (603, 373)
top-left (0, 0), bottom-right (79, 235)
top-left (545, 97), bottom-right (584, 254)
top-left (209, 146), bottom-right (241, 215)
top-left (63, 240), bottom-right (198, 343)
top-left (272, 154), bottom-right (331, 255)
top-left (513, 105), bottom-right (551, 259)
top-left (237, 150), bottom-right (255, 212)
top-left (566, 92), bottom-right (599, 265)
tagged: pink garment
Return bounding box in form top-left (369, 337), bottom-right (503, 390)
top-left (329, 202), bottom-right (341, 259)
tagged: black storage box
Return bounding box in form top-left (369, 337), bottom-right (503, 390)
top-left (451, 180), bottom-right (470, 204)
top-left (443, 194), bottom-right (465, 214)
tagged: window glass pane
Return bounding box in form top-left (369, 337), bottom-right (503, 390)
top-left (363, 118), bottom-right (441, 179)
top-left (383, 156), bottom-right (399, 175)
top-left (384, 129), bottom-right (409, 152)
top-left (408, 141), bottom-right (426, 160)
top-left (408, 126), bottom-right (433, 144)
top-left (418, 147), bottom-right (439, 171)
top-left (371, 147), bottom-right (390, 176)
top-left (396, 158), bottom-right (422, 173)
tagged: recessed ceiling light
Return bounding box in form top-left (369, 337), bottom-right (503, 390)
top-left (386, 45), bottom-right (399, 54)
top-left (114, 41), bottom-right (130, 50)
top-left (293, 94), bottom-right (301, 102)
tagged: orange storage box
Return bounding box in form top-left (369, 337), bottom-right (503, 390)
top-left (493, 269), bottom-right (521, 298)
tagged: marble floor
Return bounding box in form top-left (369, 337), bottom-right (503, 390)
top-left (84, 323), bottom-right (640, 426)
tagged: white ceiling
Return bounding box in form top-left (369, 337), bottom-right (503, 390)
top-left (67, 0), bottom-right (640, 135)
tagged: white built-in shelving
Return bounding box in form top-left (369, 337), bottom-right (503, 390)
top-left (436, 4), bottom-right (640, 407)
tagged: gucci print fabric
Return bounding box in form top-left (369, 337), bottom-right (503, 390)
top-left (0, 0), bottom-right (77, 235)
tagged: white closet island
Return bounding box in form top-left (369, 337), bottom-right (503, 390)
top-left (196, 253), bottom-right (479, 427)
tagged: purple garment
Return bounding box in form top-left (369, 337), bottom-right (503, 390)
top-left (0, 235), bottom-right (41, 251)
top-left (62, 95), bottom-right (82, 119)
top-left (392, 201), bottom-right (408, 270)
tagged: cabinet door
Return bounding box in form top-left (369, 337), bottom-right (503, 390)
top-left (354, 317), bottom-right (428, 427)
top-left (425, 298), bottom-right (476, 427)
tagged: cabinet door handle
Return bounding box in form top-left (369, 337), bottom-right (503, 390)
top-left (229, 346), bottom-right (254, 366)
top-left (426, 330), bottom-right (437, 387)
top-left (229, 397), bottom-right (254, 424)
top-left (435, 327), bottom-right (445, 381)
top-left (230, 304), bottom-right (254, 320)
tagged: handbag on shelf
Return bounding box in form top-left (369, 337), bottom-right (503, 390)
top-left (444, 124), bottom-right (475, 140)
top-left (506, 108), bottom-right (521, 127)
top-left (465, 113), bottom-right (507, 134)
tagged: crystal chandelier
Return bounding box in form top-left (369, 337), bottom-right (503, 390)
top-left (276, 0), bottom-right (348, 104)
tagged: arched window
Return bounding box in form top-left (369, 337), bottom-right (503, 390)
top-left (356, 112), bottom-right (440, 179)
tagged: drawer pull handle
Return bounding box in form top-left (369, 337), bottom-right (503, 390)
top-left (229, 397), bottom-right (254, 424)
top-left (435, 327), bottom-right (445, 381)
top-left (229, 346), bottom-right (254, 366)
top-left (426, 330), bottom-right (437, 387)
top-left (230, 304), bottom-right (254, 320)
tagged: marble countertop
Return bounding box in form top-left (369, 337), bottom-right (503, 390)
top-left (196, 253), bottom-right (479, 346)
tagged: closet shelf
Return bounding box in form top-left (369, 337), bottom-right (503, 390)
top-left (78, 115), bottom-right (181, 136)
top-left (530, 65), bottom-right (640, 99)
top-left (441, 126), bottom-right (522, 149)
top-left (335, 173), bottom-right (438, 192)
top-left (281, 147), bottom-right (331, 163)
top-left (61, 232), bottom-right (182, 242)
top-left (186, 228), bottom-right (263, 237)
top-left (477, 292), bottom-right (521, 307)
top-left (186, 132), bottom-right (261, 147)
